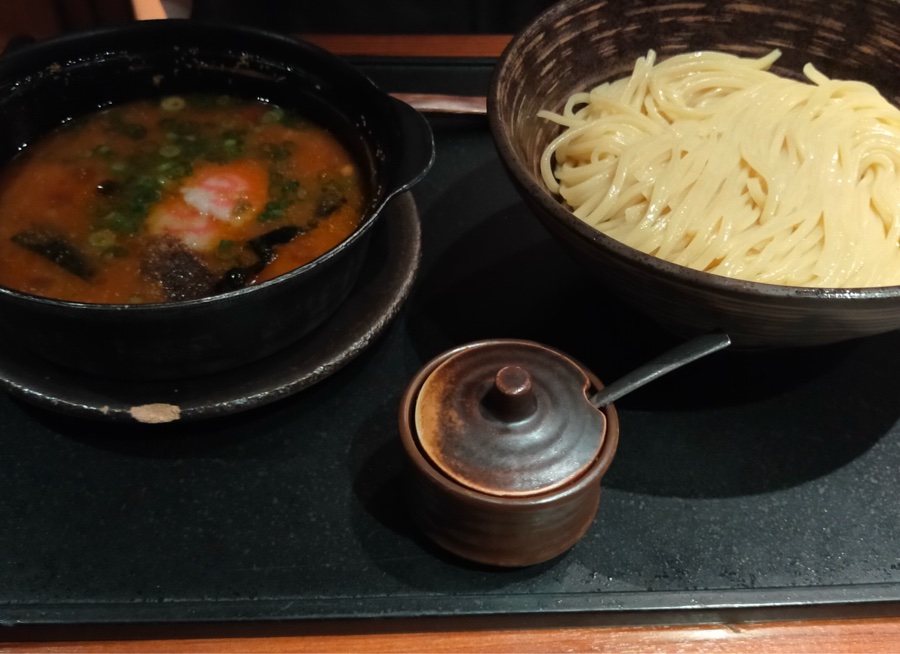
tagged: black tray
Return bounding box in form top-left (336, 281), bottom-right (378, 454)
top-left (1, 57), bottom-right (899, 629)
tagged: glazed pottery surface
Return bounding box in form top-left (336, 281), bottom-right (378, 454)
top-left (399, 339), bottom-right (620, 567)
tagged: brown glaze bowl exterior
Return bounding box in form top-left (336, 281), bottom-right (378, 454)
top-left (399, 340), bottom-right (620, 567)
top-left (488, 0), bottom-right (900, 348)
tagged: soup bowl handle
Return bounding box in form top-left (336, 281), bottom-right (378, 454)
top-left (383, 96), bottom-right (435, 199)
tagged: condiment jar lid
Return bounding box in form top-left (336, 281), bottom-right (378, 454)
top-left (411, 340), bottom-right (606, 497)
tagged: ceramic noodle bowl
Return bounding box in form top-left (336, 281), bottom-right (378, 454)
top-left (399, 340), bottom-right (619, 567)
top-left (0, 20), bottom-right (433, 379)
top-left (488, 0), bottom-right (900, 348)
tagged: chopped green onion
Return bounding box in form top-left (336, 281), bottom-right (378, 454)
top-left (88, 229), bottom-right (117, 249)
top-left (158, 144), bottom-right (181, 158)
top-left (216, 239), bottom-right (236, 259)
top-left (161, 96), bottom-right (187, 112)
top-left (261, 107), bottom-right (285, 124)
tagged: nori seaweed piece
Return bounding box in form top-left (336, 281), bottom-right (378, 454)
top-left (11, 228), bottom-right (95, 281)
top-left (212, 226), bottom-right (303, 294)
top-left (140, 236), bottom-right (217, 302)
top-left (248, 225), bottom-right (303, 263)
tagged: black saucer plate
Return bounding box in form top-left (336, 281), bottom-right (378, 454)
top-left (0, 193), bottom-right (421, 422)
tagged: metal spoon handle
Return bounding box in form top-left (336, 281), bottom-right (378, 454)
top-left (589, 332), bottom-right (732, 408)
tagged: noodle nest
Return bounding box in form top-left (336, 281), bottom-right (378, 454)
top-left (539, 50), bottom-right (900, 288)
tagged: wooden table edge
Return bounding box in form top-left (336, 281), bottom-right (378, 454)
top-left (3, 615), bottom-right (900, 653)
top-left (300, 33), bottom-right (511, 58)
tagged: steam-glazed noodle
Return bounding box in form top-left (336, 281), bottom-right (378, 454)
top-left (538, 50), bottom-right (900, 287)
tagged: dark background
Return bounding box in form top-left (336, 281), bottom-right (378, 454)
top-left (1, 0), bottom-right (558, 44)
top-left (191, 0), bottom-right (557, 33)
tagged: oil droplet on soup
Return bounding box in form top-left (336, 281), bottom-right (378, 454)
top-left (0, 94), bottom-right (366, 303)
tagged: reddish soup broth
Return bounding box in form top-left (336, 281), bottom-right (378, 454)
top-left (0, 94), bottom-right (366, 304)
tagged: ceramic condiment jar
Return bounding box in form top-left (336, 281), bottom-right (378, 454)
top-left (399, 339), bottom-right (619, 567)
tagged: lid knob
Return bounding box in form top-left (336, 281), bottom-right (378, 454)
top-left (482, 365), bottom-right (537, 423)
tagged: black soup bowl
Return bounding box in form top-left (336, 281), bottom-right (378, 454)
top-left (0, 20), bottom-right (434, 379)
top-left (489, 0), bottom-right (900, 348)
